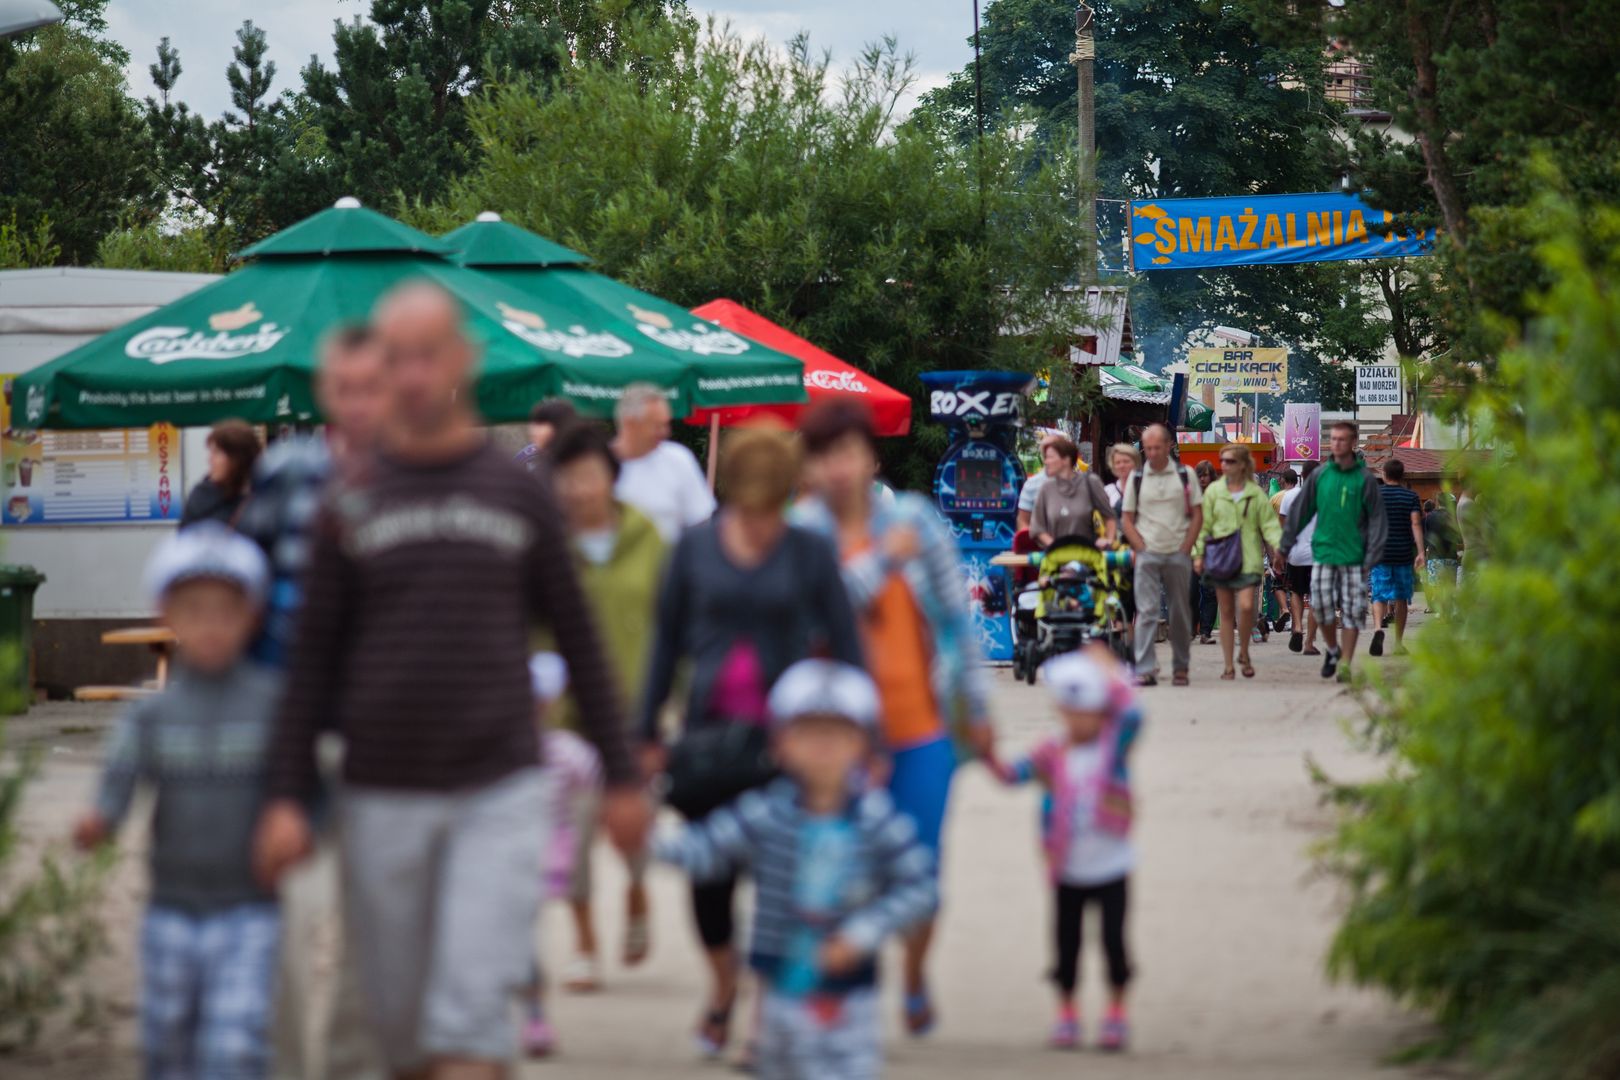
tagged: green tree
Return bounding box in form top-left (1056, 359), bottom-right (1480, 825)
top-left (433, 19), bottom-right (1091, 487)
top-left (0, 1), bottom-right (160, 263)
top-left (1319, 182), bottom-right (1620, 1073)
top-left (1246, 0), bottom-right (1620, 377)
top-left (915, 0), bottom-right (1397, 414)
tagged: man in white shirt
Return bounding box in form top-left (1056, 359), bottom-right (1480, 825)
top-left (611, 383), bottom-right (716, 542)
top-left (1120, 425), bottom-right (1204, 686)
top-left (1278, 460), bottom-right (1319, 655)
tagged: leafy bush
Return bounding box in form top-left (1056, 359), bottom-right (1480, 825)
top-left (94, 219), bottom-right (228, 274)
top-left (0, 638), bottom-right (110, 1048)
top-left (1321, 187), bottom-right (1620, 1073)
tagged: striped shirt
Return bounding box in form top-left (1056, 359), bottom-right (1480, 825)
top-left (655, 779), bottom-right (937, 990)
top-left (269, 440), bottom-right (635, 799)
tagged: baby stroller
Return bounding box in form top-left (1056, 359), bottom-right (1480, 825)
top-left (1009, 537), bottom-right (1133, 684)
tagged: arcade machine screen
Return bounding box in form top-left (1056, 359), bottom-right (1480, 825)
top-left (955, 457), bottom-right (1004, 505)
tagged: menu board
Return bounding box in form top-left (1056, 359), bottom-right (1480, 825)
top-left (2, 375), bottom-right (182, 526)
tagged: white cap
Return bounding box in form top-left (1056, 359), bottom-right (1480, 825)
top-left (767, 659), bottom-right (879, 731)
top-left (528, 652), bottom-right (569, 704)
top-left (475, 211), bottom-right (502, 222)
top-left (334, 196), bottom-right (361, 209)
top-left (1041, 651), bottom-right (1112, 711)
top-left (144, 524), bottom-right (270, 607)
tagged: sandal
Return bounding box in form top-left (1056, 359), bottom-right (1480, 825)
top-left (1172, 670), bottom-right (1189, 687)
top-left (904, 990), bottom-right (936, 1036)
top-left (1240, 653), bottom-right (1255, 679)
top-left (1135, 673), bottom-right (1158, 687)
top-left (1220, 668), bottom-right (1236, 680)
top-left (563, 953), bottom-right (601, 993)
top-left (623, 914), bottom-right (651, 967)
top-left (1302, 646), bottom-right (1321, 656)
top-left (696, 1001), bottom-right (734, 1058)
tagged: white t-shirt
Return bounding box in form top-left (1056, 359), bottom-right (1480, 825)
top-left (1121, 462), bottom-right (1204, 555)
top-left (1061, 743), bottom-right (1135, 886)
top-left (1280, 487), bottom-right (1315, 566)
top-left (1018, 470), bottom-right (1050, 514)
top-left (615, 441), bottom-right (716, 543)
top-left (575, 527), bottom-right (617, 566)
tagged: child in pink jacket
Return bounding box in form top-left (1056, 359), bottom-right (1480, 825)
top-left (997, 647), bottom-right (1142, 1052)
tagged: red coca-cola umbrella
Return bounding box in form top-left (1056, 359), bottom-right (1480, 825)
top-left (685, 299), bottom-right (911, 436)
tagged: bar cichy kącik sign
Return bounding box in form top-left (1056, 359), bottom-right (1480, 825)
top-left (1129, 192), bottom-right (1435, 270)
top-left (1187, 348), bottom-right (1289, 395)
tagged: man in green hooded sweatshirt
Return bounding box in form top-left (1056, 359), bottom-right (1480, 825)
top-left (1278, 420), bottom-right (1387, 682)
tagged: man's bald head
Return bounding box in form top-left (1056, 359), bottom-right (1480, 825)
top-left (372, 281), bottom-right (474, 437)
top-left (1142, 423), bottom-right (1173, 468)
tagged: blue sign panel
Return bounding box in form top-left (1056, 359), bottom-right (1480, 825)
top-left (1130, 191), bottom-right (1435, 270)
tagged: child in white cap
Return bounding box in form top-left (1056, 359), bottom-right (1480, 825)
top-left (995, 645), bottom-right (1143, 1052)
top-left (74, 524), bottom-right (283, 1080)
top-left (656, 658), bottom-right (938, 1078)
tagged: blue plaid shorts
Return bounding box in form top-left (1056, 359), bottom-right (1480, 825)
top-left (759, 988), bottom-right (881, 1079)
top-left (141, 903), bottom-right (280, 1080)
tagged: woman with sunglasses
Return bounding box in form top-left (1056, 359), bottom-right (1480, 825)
top-left (1192, 445), bottom-right (1282, 679)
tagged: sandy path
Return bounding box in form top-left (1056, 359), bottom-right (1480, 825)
top-left (6, 618), bottom-right (1437, 1078)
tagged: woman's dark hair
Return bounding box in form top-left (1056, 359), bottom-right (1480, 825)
top-left (798, 399), bottom-right (879, 457)
top-left (546, 419), bottom-right (620, 481)
top-left (529, 398), bottom-right (578, 428)
top-left (1044, 435), bottom-right (1080, 466)
top-left (207, 419), bottom-right (261, 495)
top-left (1194, 460), bottom-right (1216, 482)
top-left (1423, 499), bottom-right (1436, 513)
top-left (1301, 459), bottom-right (1321, 479)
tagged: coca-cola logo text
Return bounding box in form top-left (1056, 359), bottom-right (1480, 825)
top-left (805, 370), bottom-right (869, 394)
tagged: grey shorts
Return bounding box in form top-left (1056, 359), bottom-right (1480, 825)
top-left (341, 768), bottom-right (546, 1070)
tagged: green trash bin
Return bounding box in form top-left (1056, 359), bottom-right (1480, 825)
top-left (0, 565), bottom-right (46, 714)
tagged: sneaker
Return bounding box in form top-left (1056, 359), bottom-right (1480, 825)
top-left (1098, 1014), bottom-right (1129, 1052)
top-left (1288, 631), bottom-right (1303, 653)
top-left (1321, 647), bottom-right (1341, 679)
top-left (1251, 626), bottom-right (1264, 644)
top-left (522, 1016), bottom-right (556, 1058)
top-left (1369, 629), bottom-right (1385, 657)
top-left (1381, 613), bottom-right (1394, 629)
top-left (1049, 1015), bottom-right (1081, 1050)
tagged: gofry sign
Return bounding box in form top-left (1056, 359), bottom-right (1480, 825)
top-left (1187, 348), bottom-right (1289, 395)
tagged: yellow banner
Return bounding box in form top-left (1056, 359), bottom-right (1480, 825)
top-left (1187, 348), bottom-right (1289, 396)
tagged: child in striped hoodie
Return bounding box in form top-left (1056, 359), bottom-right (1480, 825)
top-left (997, 646), bottom-right (1143, 1052)
top-left (656, 659), bottom-right (938, 1078)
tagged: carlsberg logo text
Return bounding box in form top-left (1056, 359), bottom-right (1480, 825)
top-left (126, 324), bottom-right (289, 365)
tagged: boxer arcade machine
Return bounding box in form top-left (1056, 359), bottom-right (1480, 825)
top-left (918, 371), bottom-right (1030, 663)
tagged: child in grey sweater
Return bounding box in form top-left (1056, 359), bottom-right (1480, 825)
top-left (75, 524), bottom-right (281, 1080)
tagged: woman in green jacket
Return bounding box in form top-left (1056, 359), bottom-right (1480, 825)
top-left (542, 421), bottom-right (667, 999)
top-left (1193, 444), bottom-right (1282, 680)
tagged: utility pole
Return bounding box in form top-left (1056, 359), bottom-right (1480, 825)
top-left (1072, 4), bottom-right (1096, 250)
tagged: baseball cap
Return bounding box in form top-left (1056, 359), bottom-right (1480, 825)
top-left (767, 659), bottom-right (880, 732)
top-left (144, 524), bottom-right (270, 607)
top-left (528, 652), bottom-right (569, 704)
top-left (1041, 651), bottom-right (1112, 711)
